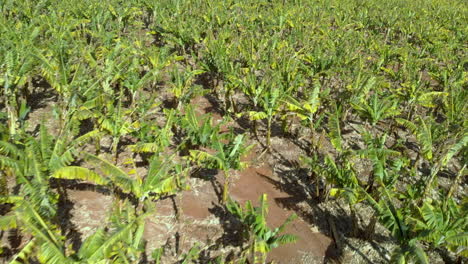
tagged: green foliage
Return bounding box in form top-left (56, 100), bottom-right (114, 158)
top-left (57, 152), bottom-right (188, 202)
top-left (180, 105), bottom-right (221, 148)
top-left (190, 133), bottom-right (252, 202)
top-left (410, 199), bottom-right (468, 257)
top-left (351, 93), bottom-right (400, 126)
top-left (227, 194), bottom-right (297, 264)
top-left (396, 116), bottom-right (439, 162)
top-left (365, 187), bottom-right (429, 264)
top-left (0, 0), bottom-right (466, 262)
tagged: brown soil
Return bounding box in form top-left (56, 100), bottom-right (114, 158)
top-left (68, 189), bottom-right (113, 239)
top-left (230, 165), bottom-right (333, 263)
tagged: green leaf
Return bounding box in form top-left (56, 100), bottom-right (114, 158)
top-left (9, 239), bottom-right (36, 264)
top-left (83, 153), bottom-right (138, 195)
top-left (84, 219), bottom-right (139, 262)
top-left (446, 232), bottom-right (468, 247)
top-left (189, 150), bottom-right (224, 170)
top-left (53, 166), bottom-right (108, 185)
top-left (410, 244), bottom-right (429, 264)
top-left (328, 106), bottom-right (342, 152)
top-left (417, 92), bottom-right (448, 108)
top-left (0, 214), bottom-right (17, 230)
top-left (441, 134), bottom-right (467, 166)
top-left (248, 111), bottom-right (268, 120)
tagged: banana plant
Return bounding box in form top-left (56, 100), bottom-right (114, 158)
top-left (169, 66), bottom-right (205, 110)
top-left (284, 82), bottom-right (321, 148)
top-left (0, 197), bottom-right (70, 264)
top-left (33, 45), bottom-right (87, 132)
top-left (179, 105), bottom-right (221, 149)
top-left (324, 154), bottom-right (363, 237)
top-left (354, 131), bottom-right (402, 191)
top-left (78, 200), bottom-right (149, 263)
top-left (351, 93), bottom-right (400, 126)
top-left (1, 50), bottom-right (35, 137)
top-left (53, 152), bottom-right (188, 206)
top-left (397, 80), bottom-right (448, 120)
top-left (130, 108), bottom-right (175, 154)
top-left (122, 66), bottom-right (159, 109)
top-left (396, 117), bottom-right (467, 199)
top-left (352, 131), bottom-right (409, 237)
top-left (441, 70), bottom-right (467, 127)
top-left (299, 153), bottom-right (326, 202)
top-left (0, 122), bottom-right (95, 218)
top-left (0, 197), bottom-right (149, 264)
top-left (364, 187), bottom-right (429, 264)
top-left (236, 68), bottom-right (268, 137)
top-left (189, 133), bottom-right (252, 203)
top-left (408, 198), bottom-right (468, 258)
top-left (200, 30), bottom-right (238, 112)
top-left (396, 116), bottom-right (441, 163)
top-left (249, 87), bottom-right (284, 150)
top-left (226, 194), bottom-right (297, 264)
top-left (97, 91), bottom-right (138, 163)
top-left (328, 103), bottom-right (344, 153)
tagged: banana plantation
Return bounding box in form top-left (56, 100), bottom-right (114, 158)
top-left (0, 0), bottom-right (467, 263)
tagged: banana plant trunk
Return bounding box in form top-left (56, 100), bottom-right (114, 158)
top-left (364, 211), bottom-right (379, 240)
top-left (112, 137), bottom-right (120, 164)
top-left (446, 164), bottom-right (466, 203)
top-left (252, 119), bottom-right (259, 139)
top-left (422, 164), bottom-right (440, 200)
top-left (349, 203), bottom-right (359, 237)
top-left (5, 82), bottom-right (18, 137)
top-left (315, 173), bottom-right (321, 201)
top-left (367, 172), bottom-right (375, 193)
top-left (266, 117), bottom-right (272, 150)
top-left (309, 121), bottom-right (315, 153)
top-left (250, 234), bottom-right (256, 264)
top-left (6, 102), bottom-right (18, 137)
top-left (222, 170), bottom-right (230, 203)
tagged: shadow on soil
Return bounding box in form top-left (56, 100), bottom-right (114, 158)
top-left (258, 151), bottom-right (392, 263)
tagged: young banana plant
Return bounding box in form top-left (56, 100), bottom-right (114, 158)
top-left (130, 108), bottom-right (175, 154)
top-left (364, 186), bottom-right (430, 264)
top-left (189, 133), bottom-right (252, 203)
top-left (328, 103), bottom-right (344, 153)
top-left (324, 154), bottom-right (363, 236)
top-left (441, 70), bottom-right (466, 127)
top-left (396, 117), bottom-right (466, 199)
top-left (97, 92), bottom-right (138, 163)
top-left (179, 105), bottom-right (221, 149)
top-left (226, 194), bottom-right (297, 264)
top-left (397, 79), bottom-right (448, 121)
top-left (0, 122), bottom-right (97, 217)
top-left (284, 82), bottom-right (321, 149)
top-left (33, 45), bottom-right (86, 132)
top-left (396, 116), bottom-right (440, 163)
top-left (0, 197), bottom-right (69, 264)
top-left (249, 87), bottom-right (283, 151)
top-left (78, 200), bottom-right (150, 263)
top-left (53, 152), bottom-right (188, 207)
top-left (0, 197), bottom-right (150, 264)
top-left (354, 131), bottom-right (402, 192)
top-left (237, 68), bottom-right (268, 137)
top-left (1, 50), bottom-right (35, 137)
top-left (408, 198), bottom-right (468, 258)
top-left (200, 30), bottom-right (237, 110)
top-left (169, 66), bottom-right (205, 110)
top-left (351, 93), bottom-right (400, 126)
